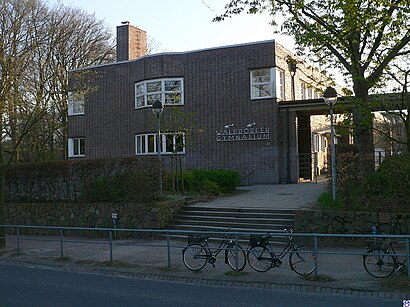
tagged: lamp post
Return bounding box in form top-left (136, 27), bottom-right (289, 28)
top-left (152, 99), bottom-right (164, 197)
top-left (323, 86), bottom-right (338, 202)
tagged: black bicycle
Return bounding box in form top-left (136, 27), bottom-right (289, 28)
top-left (247, 229), bottom-right (316, 275)
top-left (363, 238), bottom-right (407, 278)
top-left (182, 234), bottom-right (246, 271)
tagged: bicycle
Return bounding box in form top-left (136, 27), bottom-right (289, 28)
top-left (182, 234), bottom-right (247, 271)
top-left (363, 238), bottom-right (407, 278)
top-left (246, 229), bottom-right (316, 275)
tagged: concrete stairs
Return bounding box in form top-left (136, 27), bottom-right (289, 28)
top-left (167, 206), bottom-right (295, 244)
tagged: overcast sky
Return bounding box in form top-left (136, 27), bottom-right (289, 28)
top-left (48, 0), bottom-right (295, 52)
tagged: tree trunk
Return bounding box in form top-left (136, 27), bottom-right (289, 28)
top-left (0, 149), bottom-right (5, 248)
top-left (353, 80), bottom-right (375, 176)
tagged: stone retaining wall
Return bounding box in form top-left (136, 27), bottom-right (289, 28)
top-left (294, 210), bottom-right (410, 245)
top-left (4, 199), bottom-right (185, 237)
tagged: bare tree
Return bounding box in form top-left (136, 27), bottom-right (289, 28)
top-left (0, 0), bottom-right (115, 247)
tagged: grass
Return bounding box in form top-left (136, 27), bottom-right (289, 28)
top-left (158, 266), bottom-right (180, 272)
top-left (301, 273), bottom-right (336, 282)
top-left (224, 271), bottom-right (248, 277)
top-left (54, 256), bottom-right (72, 262)
top-left (379, 274), bottom-right (410, 292)
top-left (315, 192), bottom-right (344, 210)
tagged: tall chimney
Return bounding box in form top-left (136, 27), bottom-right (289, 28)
top-left (116, 22), bottom-right (148, 61)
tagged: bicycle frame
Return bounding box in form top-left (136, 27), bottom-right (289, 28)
top-left (256, 235), bottom-right (299, 263)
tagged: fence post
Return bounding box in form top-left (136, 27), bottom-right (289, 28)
top-left (16, 227), bottom-right (20, 255)
top-left (314, 235), bottom-right (318, 277)
top-left (407, 238), bottom-right (410, 280)
top-left (235, 232), bottom-right (239, 272)
top-left (109, 230), bottom-right (113, 264)
top-left (167, 232), bottom-right (171, 269)
top-left (59, 229), bottom-right (64, 259)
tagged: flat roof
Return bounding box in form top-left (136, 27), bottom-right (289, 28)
top-left (70, 39), bottom-right (276, 72)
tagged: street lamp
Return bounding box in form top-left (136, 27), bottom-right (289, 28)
top-left (152, 99), bottom-right (164, 197)
top-left (323, 86), bottom-right (338, 202)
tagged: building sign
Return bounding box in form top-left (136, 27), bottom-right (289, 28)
top-left (216, 127), bottom-right (270, 142)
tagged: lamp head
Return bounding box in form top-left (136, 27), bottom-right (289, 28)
top-left (152, 99), bottom-right (164, 116)
top-left (323, 86), bottom-right (338, 105)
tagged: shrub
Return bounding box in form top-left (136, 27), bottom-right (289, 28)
top-left (336, 152), bottom-right (410, 212)
top-left (182, 169), bottom-right (241, 195)
top-left (5, 156), bottom-right (161, 202)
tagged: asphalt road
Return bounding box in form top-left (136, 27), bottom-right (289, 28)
top-left (0, 263), bottom-right (401, 307)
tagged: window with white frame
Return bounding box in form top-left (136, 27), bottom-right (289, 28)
top-left (68, 91), bottom-right (85, 115)
top-left (135, 78), bottom-right (183, 108)
top-left (300, 82), bottom-right (307, 100)
top-left (313, 134), bottom-right (320, 152)
top-left (308, 87), bottom-right (313, 99)
top-left (276, 68), bottom-right (286, 100)
top-left (135, 132), bottom-right (185, 155)
top-left (250, 68), bottom-right (274, 99)
top-left (68, 138), bottom-right (85, 157)
top-left (314, 89), bottom-right (321, 99)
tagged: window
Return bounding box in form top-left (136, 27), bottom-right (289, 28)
top-left (276, 68), bottom-right (286, 100)
top-left (68, 92), bottom-right (85, 115)
top-left (308, 87), bottom-right (313, 99)
top-left (68, 138), bottom-right (85, 157)
top-left (314, 134), bottom-right (320, 152)
top-left (135, 132), bottom-right (185, 155)
top-left (300, 82), bottom-right (307, 100)
top-left (250, 68), bottom-right (274, 99)
top-left (135, 78), bottom-right (183, 108)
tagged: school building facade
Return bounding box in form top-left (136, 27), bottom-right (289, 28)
top-left (68, 23), bottom-right (336, 184)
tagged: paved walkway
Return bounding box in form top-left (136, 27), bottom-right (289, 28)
top-left (192, 181), bottom-right (327, 209)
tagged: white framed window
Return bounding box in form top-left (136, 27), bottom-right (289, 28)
top-left (135, 132), bottom-right (185, 155)
top-left (300, 82), bottom-right (307, 100)
top-left (314, 89), bottom-right (321, 99)
top-left (68, 92), bottom-right (85, 115)
top-left (308, 87), bottom-right (313, 99)
top-left (313, 134), bottom-right (320, 152)
top-left (68, 138), bottom-right (85, 157)
top-left (135, 78), bottom-right (184, 109)
top-left (275, 68), bottom-right (286, 100)
top-left (250, 68), bottom-right (274, 99)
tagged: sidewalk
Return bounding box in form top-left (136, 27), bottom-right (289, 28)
top-left (0, 234), bottom-right (407, 300)
top-left (191, 182), bottom-right (327, 209)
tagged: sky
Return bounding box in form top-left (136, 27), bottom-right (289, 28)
top-left (47, 0), bottom-right (295, 53)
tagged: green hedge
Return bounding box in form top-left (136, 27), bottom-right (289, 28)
top-left (182, 169), bottom-right (241, 195)
top-left (336, 152), bottom-right (410, 212)
top-left (5, 157), bottom-right (161, 202)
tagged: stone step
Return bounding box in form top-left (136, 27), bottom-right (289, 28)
top-left (184, 206), bottom-right (296, 214)
top-left (170, 219), bottom-right (293, 229)
top-left (174, 215), bottom-right (293, 224)
top-left (179, 210), bottom-right (295, 220)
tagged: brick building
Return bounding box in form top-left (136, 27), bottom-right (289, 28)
top-left (68, 23), bottom-right (335, 184)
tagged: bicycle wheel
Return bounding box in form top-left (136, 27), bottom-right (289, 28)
top-left (225, 244), bottom-right (247, 271)
top-left (182, 243), bottom-right (208, 271)
top-left (289, 246), bottom-right (315, 275)
top-left (363, 248), bottom-right (397, 278)
top-left (247, 245), bottom-right (274, 272)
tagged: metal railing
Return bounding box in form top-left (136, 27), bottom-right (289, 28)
top-left (1, 225), bottom-right (410, 279)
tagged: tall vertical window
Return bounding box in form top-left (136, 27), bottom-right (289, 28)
top-left (250, 68), bottom-right (274, 99)
top-left (68, 138), bottom-right (85, 157)
top-left (300, 82), bottom-right (307, 100)
top-left (68, 92), bottom-right (85, 115)
top-left (135, 132), bottom-right (185, 155)
top-left (308, 87), bottom-right (313, 99)
top-left (276, 68), bottom-right (286, 100)
top-left (135, 78), bottom-right (183, 108)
